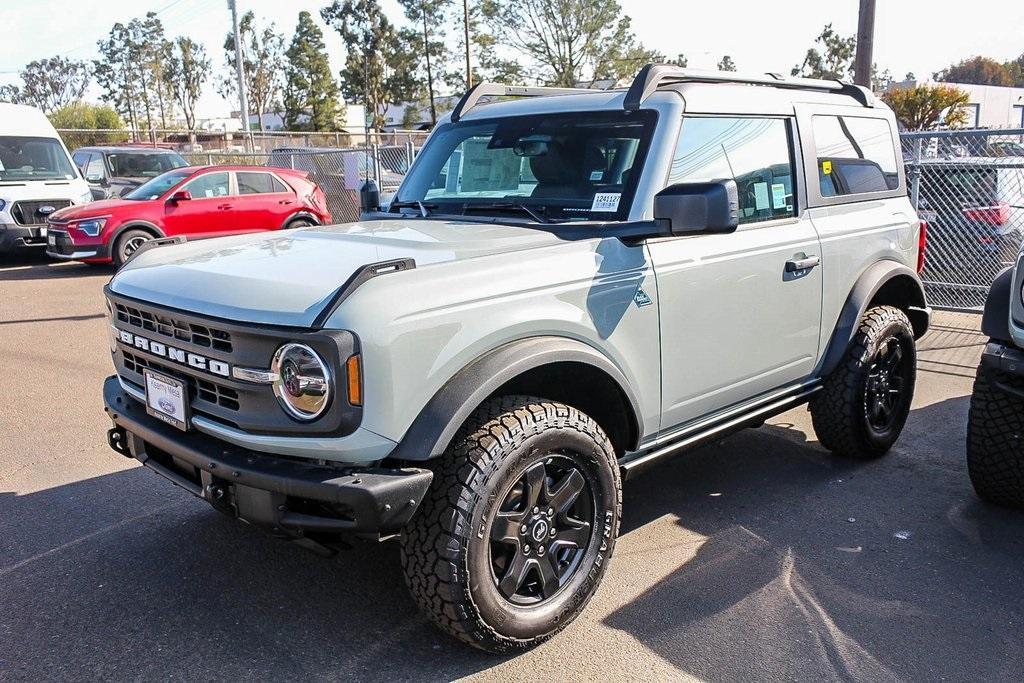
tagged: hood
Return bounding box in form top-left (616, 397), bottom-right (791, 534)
top-left (109, 219), bottom-right (567, 327)
top-left (0, 177), bottom-right (90, 205)
top-left (50, 198), bottom-right (127, 221)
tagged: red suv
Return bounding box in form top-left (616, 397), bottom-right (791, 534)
top-left (46, 165), bottom-right (331, 267)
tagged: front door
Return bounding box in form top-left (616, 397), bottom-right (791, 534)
top-left (162, 171), bottom-right (233, 238)
top-left (646, 115), bottom-right (823, 431)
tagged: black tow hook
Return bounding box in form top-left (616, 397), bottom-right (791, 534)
top-left (107, 427), bottom-right (131, 458)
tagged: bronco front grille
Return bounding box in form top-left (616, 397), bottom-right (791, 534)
top-left (11, 199), bottom-right (71, 226)
top-left (115, 302), bottom-right (233, 353)
top-left (123, 351), bottom-right (240, 411)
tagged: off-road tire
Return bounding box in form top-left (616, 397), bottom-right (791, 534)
top-left (400, 395), bottom-right (621, 653)
top-left (967, 361), bottom-right (1024, 507)
top-left (810, 305), bottom-right (917, 459)
top-left (112, 229), bottom-right (152, 268)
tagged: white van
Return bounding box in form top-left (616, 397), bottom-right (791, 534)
top-left (0, 103), bottom-right (93, 253)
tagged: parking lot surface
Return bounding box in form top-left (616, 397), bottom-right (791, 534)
top-left (2, 251), bottom-right (1023, 681)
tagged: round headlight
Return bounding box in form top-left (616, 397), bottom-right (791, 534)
top-left (271, 343), bottom-right (331, 421)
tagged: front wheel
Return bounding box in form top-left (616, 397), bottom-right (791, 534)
top-left (400, 396), bottom-right (621, 653)
top-left (810, 305), bottom-right (917, 459)
top-left (112, 229), bottom-right (152, 268)
top-left (967, 361), bottom-right (1024, 507)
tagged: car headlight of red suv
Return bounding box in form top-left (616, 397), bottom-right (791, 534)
top-left (75, 218), bottom-right (107, 237)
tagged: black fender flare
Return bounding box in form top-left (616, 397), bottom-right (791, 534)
top-left (820, 261), bottom-right (930, 376)
top-left (280, 211), bottom-right (320, 230)
top-left (389, 336), bottom-right (644, 462)
top-left (981, 266), bottom-right (1014, 342)
top-left (111, 220), bottom-right (166, 246)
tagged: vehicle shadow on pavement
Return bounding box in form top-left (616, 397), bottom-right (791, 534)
top-left (0, 467), bottom-right (503, 680)
top-left (0, 252), bottom-right (110, 282)
top-left (606, 397), bottom-right (1024, 681)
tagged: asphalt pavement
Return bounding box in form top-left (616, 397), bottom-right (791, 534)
top-left (1, 250), bottom-right (1022, 682)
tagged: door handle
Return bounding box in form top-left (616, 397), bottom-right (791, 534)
top-left (217, 203), bottom-right (233, 210)
top-left (785, 255), bottom-right (820, 272)
top-left (278, 199), bottom-right (294, 205)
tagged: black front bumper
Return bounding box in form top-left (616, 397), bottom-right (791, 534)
top-left (45, 229), bottom-right (109, 260)
top-left (980, 341), bottom-right (1024, 398)
top-left (0, 224), bottom-right (46, 251)
top-left (103, 376), bottom-right (432, 539)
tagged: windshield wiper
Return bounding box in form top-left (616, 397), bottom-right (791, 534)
top-left (462, 202), bottom-right (553, 224)
top-left (389, 200), bottom-right (436, 217)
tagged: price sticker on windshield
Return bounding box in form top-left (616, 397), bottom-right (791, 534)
top-left (591, 192), bottom-right (621, 212)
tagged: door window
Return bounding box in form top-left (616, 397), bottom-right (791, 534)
top-left (668, 117), bottom-right (796, 224)
top-left (812, 115), bottom-right (898, 196)
top-left (237, 171), bottom-right (288, 194)
top-left (183, 172), bottom-right (230, 198)
top-left (84, 154), bottom-right (106, 181)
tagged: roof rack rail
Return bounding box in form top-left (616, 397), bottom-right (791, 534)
top-left (623, 64), bottom-right (875, 111)
top-left (449, 83), bottom-right (601, 122)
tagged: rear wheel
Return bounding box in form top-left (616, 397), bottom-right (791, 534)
top-left (400, 396), bottom-right (621, 653)
top-left (112, 229), bottom-right (152, 268)
top-left (967, 361), bottom-right (1024, 507)
top-left (810, 305), bottom-right (917, 459)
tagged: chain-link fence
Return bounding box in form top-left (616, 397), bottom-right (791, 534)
top-left (902, 128), bottom-right (1024, 310)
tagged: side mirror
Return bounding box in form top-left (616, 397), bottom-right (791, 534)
top-left (86, 173), bottom-right (103, 183)
top-left (359, 179), bottom-right (380, 214)
top-left (654, 179), bottom-right (739, 235)
top-left (168, 190), bottom-right (192, 203)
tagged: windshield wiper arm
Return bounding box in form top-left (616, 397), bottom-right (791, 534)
top-left (390, 200), bottom-right (435, 217)
top-left (463, 202), bottom-right (552, 224)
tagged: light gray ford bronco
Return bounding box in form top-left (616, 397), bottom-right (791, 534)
top-left (969, 244), bottom-right (1024, 506)
top-left (102, 65), bottom-right (930, 652)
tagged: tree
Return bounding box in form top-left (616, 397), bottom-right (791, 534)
top-left (164, 37), bottom-right (209, 133)
top-left (479, 0), bottom-right (657, 87)
top-left (94, 14), bottom-right (175, 133)
top-left (321, 0), bottom-right (416, 131)
top-left (717, 55), bottom-right (736, 72)
top-left (792, 23), bottom-right (855, 80)
top-left (219, 11), bottom-right (286, 131)
top-left (935, 56), bottom-right (1013, 86)
top-left (284, 11), bottom-right (342, 131)
top-left (6, 57), bottom-right (92, 113)
top-left (49, 102), bottom-right (125, 148)
top-left (0, 84), bottom-right (24, 104)
top-left (445, 0), bottom-right (524, 91)
top-left (881, 84), bottom-right (970, 131)
top-left (397, 0), bottom-right (451, 124)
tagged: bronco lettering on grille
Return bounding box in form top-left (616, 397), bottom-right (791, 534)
top-left (116, 328), bottom-right (230, 377)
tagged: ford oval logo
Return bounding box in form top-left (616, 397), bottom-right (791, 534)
top-left (158, 397), bottom-right (177, 415)
top-left (37, 205), bottom-right (57, 216)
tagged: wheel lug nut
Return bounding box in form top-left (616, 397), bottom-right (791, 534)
top-left (523, 544), bottom-right (530, 554)
top-left (521, 524), bottom-right (527, 533)
top-left (547, 507), bottom-right (554, 516)
top-left (537, 546), bottom-right (545, 556)
top-left (550, 528), bottom-right (557, 537)
top-left (533, 506), bottom-right (539, 514)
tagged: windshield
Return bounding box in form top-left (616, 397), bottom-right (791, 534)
top-left (396, 110), bottom-right (656, 221)
top-left (0, 136), bottom-right (77, 181)
top-left (123, 168), bottom-right (192, 200)
top-left (109, 151), bottom-right (188, 177)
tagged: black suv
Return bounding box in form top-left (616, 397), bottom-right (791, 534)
top-left (71, 146), bottom-right (188, 200)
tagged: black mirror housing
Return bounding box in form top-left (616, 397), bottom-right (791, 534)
top-left (654, 179), bottom-right (739, 235)
top-left (360, 179), bottom-right (381, 214)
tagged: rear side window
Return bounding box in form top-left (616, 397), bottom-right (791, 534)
top-left (813, 115), bottom-right (898, 197)
top-left (237, 171), bottom-right (288, 194)
top-left (668, 117), bottom-right (796, 224)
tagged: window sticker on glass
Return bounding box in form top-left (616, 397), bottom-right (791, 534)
top-left (460, 138), bottom-right (520, 193)
top-left (771, 183), bottom-right (787, 208)
top-left (590, 170), bottom-right (603, 181)
top-left (753, 182), bottom-right (769, 210)
top-left (591, 192), bottom-right (621, 212)
top-left (822, 160), bottom-right (832, 175)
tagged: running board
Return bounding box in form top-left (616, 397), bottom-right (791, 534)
top-left (619, 382), bottom-right (822, 479)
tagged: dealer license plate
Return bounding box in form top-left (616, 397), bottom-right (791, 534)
top-left (143, 369), bottom-right (189, 431)
top-left (47, 233), bottom-right (55, 247)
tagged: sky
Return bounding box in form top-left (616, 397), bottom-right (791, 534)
top-left (3, 0), bottom-right (1024, 120)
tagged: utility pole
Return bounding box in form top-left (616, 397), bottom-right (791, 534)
top-left (854, 0), bottom-right (876, 88)
top-left (228, 0), bottom-right (252, 150)
top-left (422, 2), bottom-right (436, 124)
top-left (463, 0), bottom-right (472, 88)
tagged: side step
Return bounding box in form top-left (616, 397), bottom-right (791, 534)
top-left (619, 382), bottom-right (822, 479)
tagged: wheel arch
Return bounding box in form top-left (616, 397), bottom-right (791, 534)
top-left (388, 336), bottom-right (644, 462)
top-left (981, 266), bottom-right (1014, 343)
top-left (280, 211), bottom-right (320, 230)
top-left (111, 220), bottom-right (165, 245)
top-left (820, 260), bottom-right (929, 376)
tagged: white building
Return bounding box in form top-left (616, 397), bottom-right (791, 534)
top-left (893, 80), bottom-right (1024, 129)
